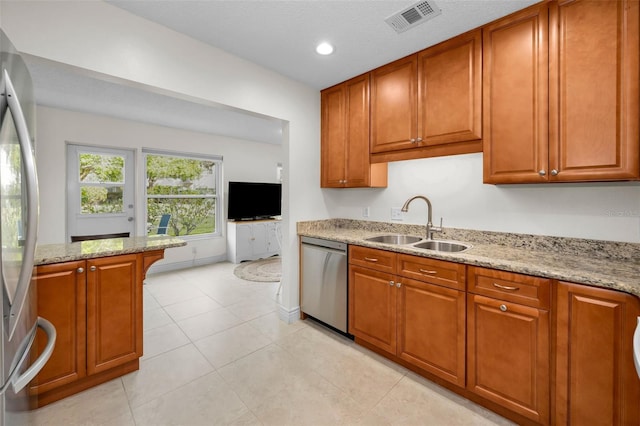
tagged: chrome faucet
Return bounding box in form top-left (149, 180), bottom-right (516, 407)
top-left (401, 195), bottom-right (443, 240)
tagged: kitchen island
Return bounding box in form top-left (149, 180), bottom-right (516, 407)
top-left (30, 236), bottom-right (186, 407)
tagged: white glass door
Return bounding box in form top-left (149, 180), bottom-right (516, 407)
top-left (66, 145), bottom-right (135, 241)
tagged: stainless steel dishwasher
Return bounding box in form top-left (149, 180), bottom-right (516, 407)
top-left (300, 236), bottom-right (348, 334)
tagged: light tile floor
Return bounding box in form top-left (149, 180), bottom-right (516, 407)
top-left (25, 261), bottom-right (515, 425)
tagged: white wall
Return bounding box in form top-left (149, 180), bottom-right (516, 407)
top-left (36, 106), bottom-right (284, 265)
top-left (324, 153), bottom-right (640, 243)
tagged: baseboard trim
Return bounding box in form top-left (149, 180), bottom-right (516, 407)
top-left (277, 303), bottom-right (301, 324)
top-left (147, 255), bottom-right (226, 274)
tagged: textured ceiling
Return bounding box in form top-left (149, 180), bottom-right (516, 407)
top-left (106, 0), bottom-right (541, 90)
top-left (27, 0), bottom-right (542, 144)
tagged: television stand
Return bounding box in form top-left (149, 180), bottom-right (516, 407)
top-left (227, 218), bottom-right (281, 263)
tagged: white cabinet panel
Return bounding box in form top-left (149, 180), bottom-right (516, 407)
top-left (227, 219), bottom-right (281, 263)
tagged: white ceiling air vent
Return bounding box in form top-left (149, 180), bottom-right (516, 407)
top-left (385, 0), bottom-right (442, 34)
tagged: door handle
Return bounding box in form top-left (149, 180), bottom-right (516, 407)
top-left (1, 69), bottom-right (39, 340)
top-left (0, 317), bottom-right (57, 395)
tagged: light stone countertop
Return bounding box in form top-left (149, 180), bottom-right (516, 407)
top-left (35, 236), bottom-right (187, 266)
top-left (298, 219), bottom-right (640, 298)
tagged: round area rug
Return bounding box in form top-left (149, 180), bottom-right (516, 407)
top-left (233, 256), bottom-right (281, 282)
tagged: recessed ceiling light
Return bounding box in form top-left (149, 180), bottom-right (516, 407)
top-left (316, 42), bottom-right (334, 55)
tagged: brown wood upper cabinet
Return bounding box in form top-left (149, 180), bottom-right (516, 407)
top-left (483, 0), bottom-right (640, 184)
top-left (370, 29), bottom-right (482, 163)
top-left (320, 74), bottom-right (387, 188)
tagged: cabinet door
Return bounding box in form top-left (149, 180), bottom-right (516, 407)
top-left (483, 3), bottom-right (550, 184)
top-left (549, 0), bottom-right (639, 181)
top-left (344, 74), bottom-right (376, 187)
top-left (235, 224), bottom-right (253, 261)
top-left (251, 223), bottom-right (269, 255)
top-left (418, 29), bottom-right (482, 146)
top-left (266, 222), bottom-right (281, 255)
top-left (320, 83), bottom-right (347, 187)
top-left (555, 282), bottom-right (640, 425)
top-left (370, 55), bottom-right (418, 153)
top-left (86, 254), bottom-right (141, 375)
top-left (348, 265), bottom-right (396, 355)
top-left (30, 261), bottom-right (87, 394)
top-left (467, 294), bottom-right (549, 424)
top-left (397, 278), bottom-right (465, 387)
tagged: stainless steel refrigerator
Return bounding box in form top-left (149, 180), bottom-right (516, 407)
top-left (0, 29), bottom-right (56, 425)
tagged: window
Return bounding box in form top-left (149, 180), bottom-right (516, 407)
top-left (78, 152), bottom-right (125, 214)
top-left (143, 149), bottom-right (222, 237)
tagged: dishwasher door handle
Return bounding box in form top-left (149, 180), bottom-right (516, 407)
top-left (301, 244), bottom-right (346, 257)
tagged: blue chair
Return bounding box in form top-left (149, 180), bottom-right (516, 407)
top-left (156, 214), bottom-right (171, 235)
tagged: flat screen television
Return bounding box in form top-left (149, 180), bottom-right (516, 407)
top-left (227, 181), bottom-right (282, 221)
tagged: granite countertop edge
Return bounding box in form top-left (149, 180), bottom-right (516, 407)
top-left (297, 220), bottom-right (640, 298)
top-left (35, 236), bottom-right (187, 266)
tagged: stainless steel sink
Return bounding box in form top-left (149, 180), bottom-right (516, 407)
top-left (413, 240), bottom-right (470, 253)
top-left (364, 234), bottom-right (422, 245)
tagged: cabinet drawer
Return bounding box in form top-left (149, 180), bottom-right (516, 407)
top-left (468, 266), bottom-right (550, 309)
top-left (349, 246), bottom-right (397, 273)
top-left (397, 254), bottom-right (465, 291)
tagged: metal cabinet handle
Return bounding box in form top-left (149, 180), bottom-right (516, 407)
top-left (499, 304), bottom-right (508, 312)
top-left (396, 282), bottom-right (402, 288)
top-left (77, 267), bottom-right (84, 273)
top-left (410, 138), bottom-right (416, 143)
top-left (538, 170), bottom-right (546, 176)
top-left (551, 169), bottom-right (559, 176)
top-left (419, 269), bottom-right (437, 275)
top-left (90, 266), bottom-right (97, 272)
top-left (493, 282), bottom-right (520, 291)
top-left (364, 257), bottom-right (378, 263)
top-left (416, 137), bottom-right (423, 142)
top-left (389, 281), bottom-right (395, 286)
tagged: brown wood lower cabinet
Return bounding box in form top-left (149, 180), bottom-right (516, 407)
top-left (555, 281), bottom-right (640, 425)
top-left (348, 246), bottom-right (466, 387)
top-left (467, 294), bottom-right (550, 423)
top-left (347, 245), bottom-right (640, 425)
top-left (467, 267), bottom-right (551, 424)
top-left (30, 251), bottom-right (164, 407)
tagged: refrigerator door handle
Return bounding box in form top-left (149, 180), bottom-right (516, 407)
top-left (2, 69), bottom-right (39, 340)
top-left (8, 317), bottom-right (56, 393)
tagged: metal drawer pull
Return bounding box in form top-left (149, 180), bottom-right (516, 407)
top-left (389, 281), bottom-right (395, 286)
top-left (493, 283), bottom-right (519, 291)
top-left (364, 257), bottom-right (379, 263)
top-left (77, 267), bottom-right (84, 273)
top-left (396, 282), bottom-right (402, 288)
top-left (90, 266), bottom-right (97, 272)
top-left (419, 269), bottom-right (437, 275)
top-left (500, 304), bottom-right (508, 312)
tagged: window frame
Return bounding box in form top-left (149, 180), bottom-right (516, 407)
top-left (142, 148), bottom-right (223, 239)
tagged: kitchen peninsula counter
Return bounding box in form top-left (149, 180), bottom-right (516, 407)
top-left (30, 235), bottom-right (186, 407)
top-left (35, 235), bottom-right (186, 266)
top-left (298, 219), bottom-right (640, 298)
